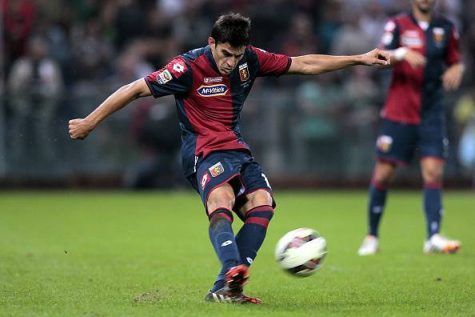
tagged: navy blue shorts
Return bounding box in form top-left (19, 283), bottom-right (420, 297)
top-left (187, 150), bottom-right (275, 213)
top-left (375, 118), bottom-right (448, 164)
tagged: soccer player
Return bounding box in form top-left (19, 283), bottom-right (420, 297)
top-left (358, 0), bottom-right (464, 256)
top-left (69, 13), bottom-right (389, 303)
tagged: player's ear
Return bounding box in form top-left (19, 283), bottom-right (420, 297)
top-left (208, 37), bottom-right (216, 47)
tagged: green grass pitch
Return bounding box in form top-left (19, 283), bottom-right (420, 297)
top-left (1, 190), bottom-right (474, 316)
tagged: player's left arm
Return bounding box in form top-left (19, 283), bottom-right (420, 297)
top-left (287, 48), bottom-right (390, 75)
top-left (442, 24), bottom-right (464, 91)
top-left (442, 63), bottom-right (464, 91)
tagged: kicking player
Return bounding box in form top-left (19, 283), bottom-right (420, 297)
top-left (358, 0), bottom-right (464, 256)
top-left (69, 13), bottom-right (389, 303)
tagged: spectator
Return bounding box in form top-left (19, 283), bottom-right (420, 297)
top-left (7, 36), bottom-right (63, 162)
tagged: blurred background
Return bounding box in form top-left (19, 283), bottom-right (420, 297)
top-left (1, 0), bottom-right (474, 189)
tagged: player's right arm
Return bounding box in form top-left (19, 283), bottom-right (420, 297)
top-left (69, 79), bottom-right (150, 140)
top-left (69, 56), bottom-right (191, 140)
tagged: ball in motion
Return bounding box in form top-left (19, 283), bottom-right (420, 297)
top-left (275, 228), bottom-right (327, 276)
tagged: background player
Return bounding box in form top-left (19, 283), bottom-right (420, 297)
top-left (69, 13), bottom-right (389, 303)
top-left (358, 0), bottom-right (464, 256)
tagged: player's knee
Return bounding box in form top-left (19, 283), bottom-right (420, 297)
top-left (423, 169), bottom-right (443, 185)
top-left (246, 190), bottom-right (273, 209)
top-left (373, 164), bottom-right (396, 187)
top-left (372, 174), bottom-right (392, 188)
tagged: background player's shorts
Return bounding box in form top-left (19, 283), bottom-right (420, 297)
top-left (375, 118), bottom-right (448, 164)
top-left (187, 150), bottom-right (275, 214)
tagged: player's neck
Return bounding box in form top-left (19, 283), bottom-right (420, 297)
top-left (412, 8), bottom-right (432, 23)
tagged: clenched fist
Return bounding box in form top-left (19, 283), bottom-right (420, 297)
top-left (69, 118), bottom-right (94, 140)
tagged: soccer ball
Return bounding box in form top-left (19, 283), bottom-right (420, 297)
top-left (275, 228), bottom-right (327, 277)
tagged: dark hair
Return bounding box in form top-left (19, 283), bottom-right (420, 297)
top-left (210, 13), bottom-right (251, 47)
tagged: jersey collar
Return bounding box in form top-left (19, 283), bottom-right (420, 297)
top-left (204, 45), bottom-right (222, 75)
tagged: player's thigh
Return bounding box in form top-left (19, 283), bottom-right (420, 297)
top-left (375, 119), bottom-right (418, 165)
top-left (194, 152), bottom-right (241, 212)
top-left (235, 161), bottom-right (275, 218)
top-left (418, 118), bottom-right (448, 161)
top-left (207, 183), bottom-right (236, 214)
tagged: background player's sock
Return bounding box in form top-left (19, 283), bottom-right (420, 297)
top-left (368, 182), bottom-right (387, 237)
top-left (423, 183), bottom-right (443, 238)
top-left (235, 205), bottom-right (274, 266)
top-left (208, 208), bottom-right (240, 291)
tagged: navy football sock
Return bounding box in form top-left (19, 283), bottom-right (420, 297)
top-left (208, 208), bottom-right (240, 290)
top-left (235, 205), bottom-right (274, 266)
top-left (210, 205), bottom-right (274, 292)
top-left (423, 184), bottom-right (442, 238)
top-left (368, 182), bottom-right (387, 237)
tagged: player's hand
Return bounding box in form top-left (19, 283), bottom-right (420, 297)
top-left (69, 118), bottom-right (94, 140)
top-left (404, 50), bottom-right (426, 68)
top-left (442, 64), bottom-right (464, 91)
top-left (359, 48), bottom-right (391, 66)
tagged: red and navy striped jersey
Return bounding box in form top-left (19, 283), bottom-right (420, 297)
top-left (380, 13), bottom-right (460, 124)
top-left (144, 45), bottom-right (291, 176)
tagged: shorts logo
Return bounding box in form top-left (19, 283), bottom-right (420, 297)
top-left (209, 162), bottom-right (224, 177)
top-left (197, 84), bottom-right (228, 97)
top-left (204, 76), bottom-right (223, 84)
top-left (377, 135), bottom-right (393, 153)
top-left (156, 69), bottom-right (172, 84)
top-left (239, 63), bottom-right (250, 82)
top-left (201, 172), bottom-right (210, 190)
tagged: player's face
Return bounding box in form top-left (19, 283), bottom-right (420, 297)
top-left (208, 37), bottom-right (246, 75)
top-left (413, 0), bottom-right (436, 13)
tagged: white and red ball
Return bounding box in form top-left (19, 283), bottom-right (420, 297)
top-left (275, 228), bottom-right (327, 276)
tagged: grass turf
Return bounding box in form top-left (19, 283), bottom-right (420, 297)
top-left (0, 190), bottom-right (474, 316)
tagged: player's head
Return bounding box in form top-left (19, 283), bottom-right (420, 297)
top-left (412, 0), bottom-right (437, 14)
top-left (208, 13), bottom-right (251, 75)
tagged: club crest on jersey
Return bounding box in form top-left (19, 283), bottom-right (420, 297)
top-left (376, 135), bottom-right (393, 153)
top-left (197, 84), bottom-right (228, 97)
top-left (433, 27), bottom-right (445, 45)
top-left (209, 162), bottom-right (224, 177)
top-left (239, 63), bottom-right (250, 82)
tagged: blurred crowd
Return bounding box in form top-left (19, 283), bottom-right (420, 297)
top-left (2, 0), bottom-right (475, 187)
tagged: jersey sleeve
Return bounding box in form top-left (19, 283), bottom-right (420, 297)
top-left (250, 46), bottom-right (292, 77)
top-left (380, 19), bottom-right (400, 50)
top-left (445, 23), bottom-right (461, 66)
top-left (144, 57), bottom-right (192, 98)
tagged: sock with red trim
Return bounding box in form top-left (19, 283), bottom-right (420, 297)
top-left (368, 182), bottom-right (387, 237)
top-left (235, 205), bottom-right (274, 266)
top-left (208, 209), bottom-right (240, 280)
top-left (423, 183), bottom-right (443, 238)
top-left (209, 206), bottom-right (274, 293)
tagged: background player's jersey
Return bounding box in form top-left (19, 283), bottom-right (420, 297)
top-left (144, 45), bottom-right (291, 176)
top-left (381, 13), bottom-right (460, 124)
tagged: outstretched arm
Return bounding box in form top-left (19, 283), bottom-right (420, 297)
top-left (287, 48), bottom-right (390, 75)
top-left (69, 78), bottom-right (151, 140)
